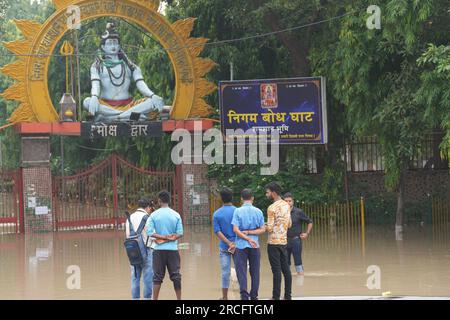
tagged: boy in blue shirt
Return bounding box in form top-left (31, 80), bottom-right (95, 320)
top-left (213, 187), bottom-right (237, 300)
top-left (147, 191), bottom-right (184, 300)
top-left (232, 189), bottom-right (266, 300)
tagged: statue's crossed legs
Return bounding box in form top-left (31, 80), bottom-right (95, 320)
top-left (83, 96), bottom-right (163, 122)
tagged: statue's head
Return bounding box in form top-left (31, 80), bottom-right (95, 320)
top-left (101, 23), bottom-right (121, 55)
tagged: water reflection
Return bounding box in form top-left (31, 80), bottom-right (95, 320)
top-left (0, 225), bottom-right (449, 300)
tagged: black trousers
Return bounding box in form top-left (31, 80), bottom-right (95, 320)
top-left (153, 250), bottom-right (182, 290)
top-left (267, 244), bottom-right (292, 300)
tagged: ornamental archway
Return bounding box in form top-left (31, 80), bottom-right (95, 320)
top-left (1, 0), bottom-right (216, 123)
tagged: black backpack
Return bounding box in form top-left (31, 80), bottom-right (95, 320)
top-left (124, 211), bottom-right (149, 276)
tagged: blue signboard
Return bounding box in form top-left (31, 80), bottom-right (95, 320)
top-left (219, 77), bottom-right (328, 145)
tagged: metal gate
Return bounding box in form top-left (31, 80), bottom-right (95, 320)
top-left (52, 154), bottom-right (179, 231)
top-left (0, 170), bottom-right (22, 234)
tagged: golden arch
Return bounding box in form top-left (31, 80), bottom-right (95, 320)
top-left (1, 0), bottom-right (216, 123)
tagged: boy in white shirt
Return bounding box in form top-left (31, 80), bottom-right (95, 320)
top-left (125, 199), bottom-right (154, 299)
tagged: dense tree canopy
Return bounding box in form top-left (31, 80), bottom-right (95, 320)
top-left (0, 0), bottom-right (448, 226)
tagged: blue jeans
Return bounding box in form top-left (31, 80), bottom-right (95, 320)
top-left (131, 247), bottom-right (153, 300)
top-left (219, 250), bottom-right (234, 289)
top-left (287, 238), bottom-right (303, 272)
top-left (234, 247), bottom-right (260, 300)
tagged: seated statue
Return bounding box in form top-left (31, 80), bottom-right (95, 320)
top-left (83, 23), bottom-right (165, 122)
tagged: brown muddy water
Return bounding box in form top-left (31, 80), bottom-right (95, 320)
top-left (0, 225), bottom-right (449, 300)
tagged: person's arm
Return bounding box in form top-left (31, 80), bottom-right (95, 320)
top-left (213, 215), bottom-right (226, 241)
top-left (216, 231), bottom-right (234, 247)
top-left (149, 232), bottom-right (169, 240)
top-left (300, 223), bottom-right (313, 240)
top-left (288, 211), bottom-right (293, 229)
top-left (266, 206), bottom-right (275, 233)
top-left (300, 211), bottom-right (313, 239)
top-left (245, 225), bottom-right (266, 236)
top-left (147, 215), bottom-right (163, 239)
top-left (167, 215), bottom-right (184, 241)
top-left (125, 221), bottom-right (130, 238)
top-left (233, 225), bottom-right (258, 248)
top-left (231, 212), bottom-right (257, 248)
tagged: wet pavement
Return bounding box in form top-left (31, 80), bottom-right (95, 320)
top-left (0, 225), bottom-right (449, 300)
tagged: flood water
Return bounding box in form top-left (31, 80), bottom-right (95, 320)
top-left (0, 225), bottom-right (449, 300)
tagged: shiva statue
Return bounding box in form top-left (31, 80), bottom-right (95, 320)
top-left (83, 23), bottom-right (165, 122)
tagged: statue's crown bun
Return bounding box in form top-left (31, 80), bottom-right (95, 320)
top-left (102, 23), bottom-right (120, 42)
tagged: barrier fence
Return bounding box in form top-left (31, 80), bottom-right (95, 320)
top-left (210, 193), bottom-right (367, 254)
top-left (301, 199), bottom-right (365, 254)
top-left (432, 198), bottom-right (450, 246)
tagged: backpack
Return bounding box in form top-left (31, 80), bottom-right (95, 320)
top-left (124, 211), bottom-right (149, 276)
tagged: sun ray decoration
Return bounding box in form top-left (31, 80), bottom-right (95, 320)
top-left (1, 20), bottom-right (42, 123)
top-left (0, 0), bottom-right (217, 124)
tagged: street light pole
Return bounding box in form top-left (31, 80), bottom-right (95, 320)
top-left (75, 30), bottom-right (82, 121)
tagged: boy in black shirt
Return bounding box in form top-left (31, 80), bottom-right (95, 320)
top-left (283, 193), bottom-right (313, 275)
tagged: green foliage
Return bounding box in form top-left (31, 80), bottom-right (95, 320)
top-left (208, 157), bottom-right (328, 213)
top-left (364, 195), bottom-right (434, 226)
top-left (314, 0), bottom-right (449, 192)
top-left (417, 44), bottom-right (450, 153)
top-left (364, 193), bottom-right (397, 225)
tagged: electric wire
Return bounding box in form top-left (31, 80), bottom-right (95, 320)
top-left (0, 9), bottom-right (360, 58)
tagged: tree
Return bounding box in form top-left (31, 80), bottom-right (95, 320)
top-left (313, 0), bottom-right (450, 232)
top-left (417, 42), bottom-right (450, 160)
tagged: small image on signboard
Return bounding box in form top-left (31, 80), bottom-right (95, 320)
top-left (261, 83), bottom-right (278, 109)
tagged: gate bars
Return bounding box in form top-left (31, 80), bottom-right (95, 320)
top-left (52, 154), bottom-right (178, 231)
top-left (0, 170), bottom-right (22, 234)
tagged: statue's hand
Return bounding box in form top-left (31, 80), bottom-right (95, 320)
top-left (89, 96), bottom-right (100, 115)
top-left (150, 94), bottom-right (164, 110)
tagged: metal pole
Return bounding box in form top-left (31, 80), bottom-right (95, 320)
top-left (60, 136), bottom-right (65, 214)
top-left (230, 61), bottom-right (234, 81)
top-left (60, 136), bottom-right (64, 177)
top-left (112, 154), bottom-right (119, 228)
top-left (70, 31), bottom-right (75, 95)
top-left (360, 196), bottom-right (366, 257)
top-left (75, 30), bottom-right (82, 121)
top-left (18, 168), bottom-right (25, 234)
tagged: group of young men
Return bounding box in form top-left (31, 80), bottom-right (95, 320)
top-left (213, 182), bottom-right (313, 300)
top-left (125, 182), bottom-right (313, 300)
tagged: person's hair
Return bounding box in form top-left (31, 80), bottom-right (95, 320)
top-left (241, 188), bottom-right (253, 201)
top-left (138, 198), bottom-right (151, 209)
top-left (265, 182), bottom-right (282, 195)
top-left (283, 192), bottom-right (294, 200)
top-left (158, 191), bottom-right (171, 204)
top-left (220, 187), bottom-right (233, 203)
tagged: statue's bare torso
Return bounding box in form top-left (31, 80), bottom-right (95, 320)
top-left (97, 63), bottom-right (133, 101)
